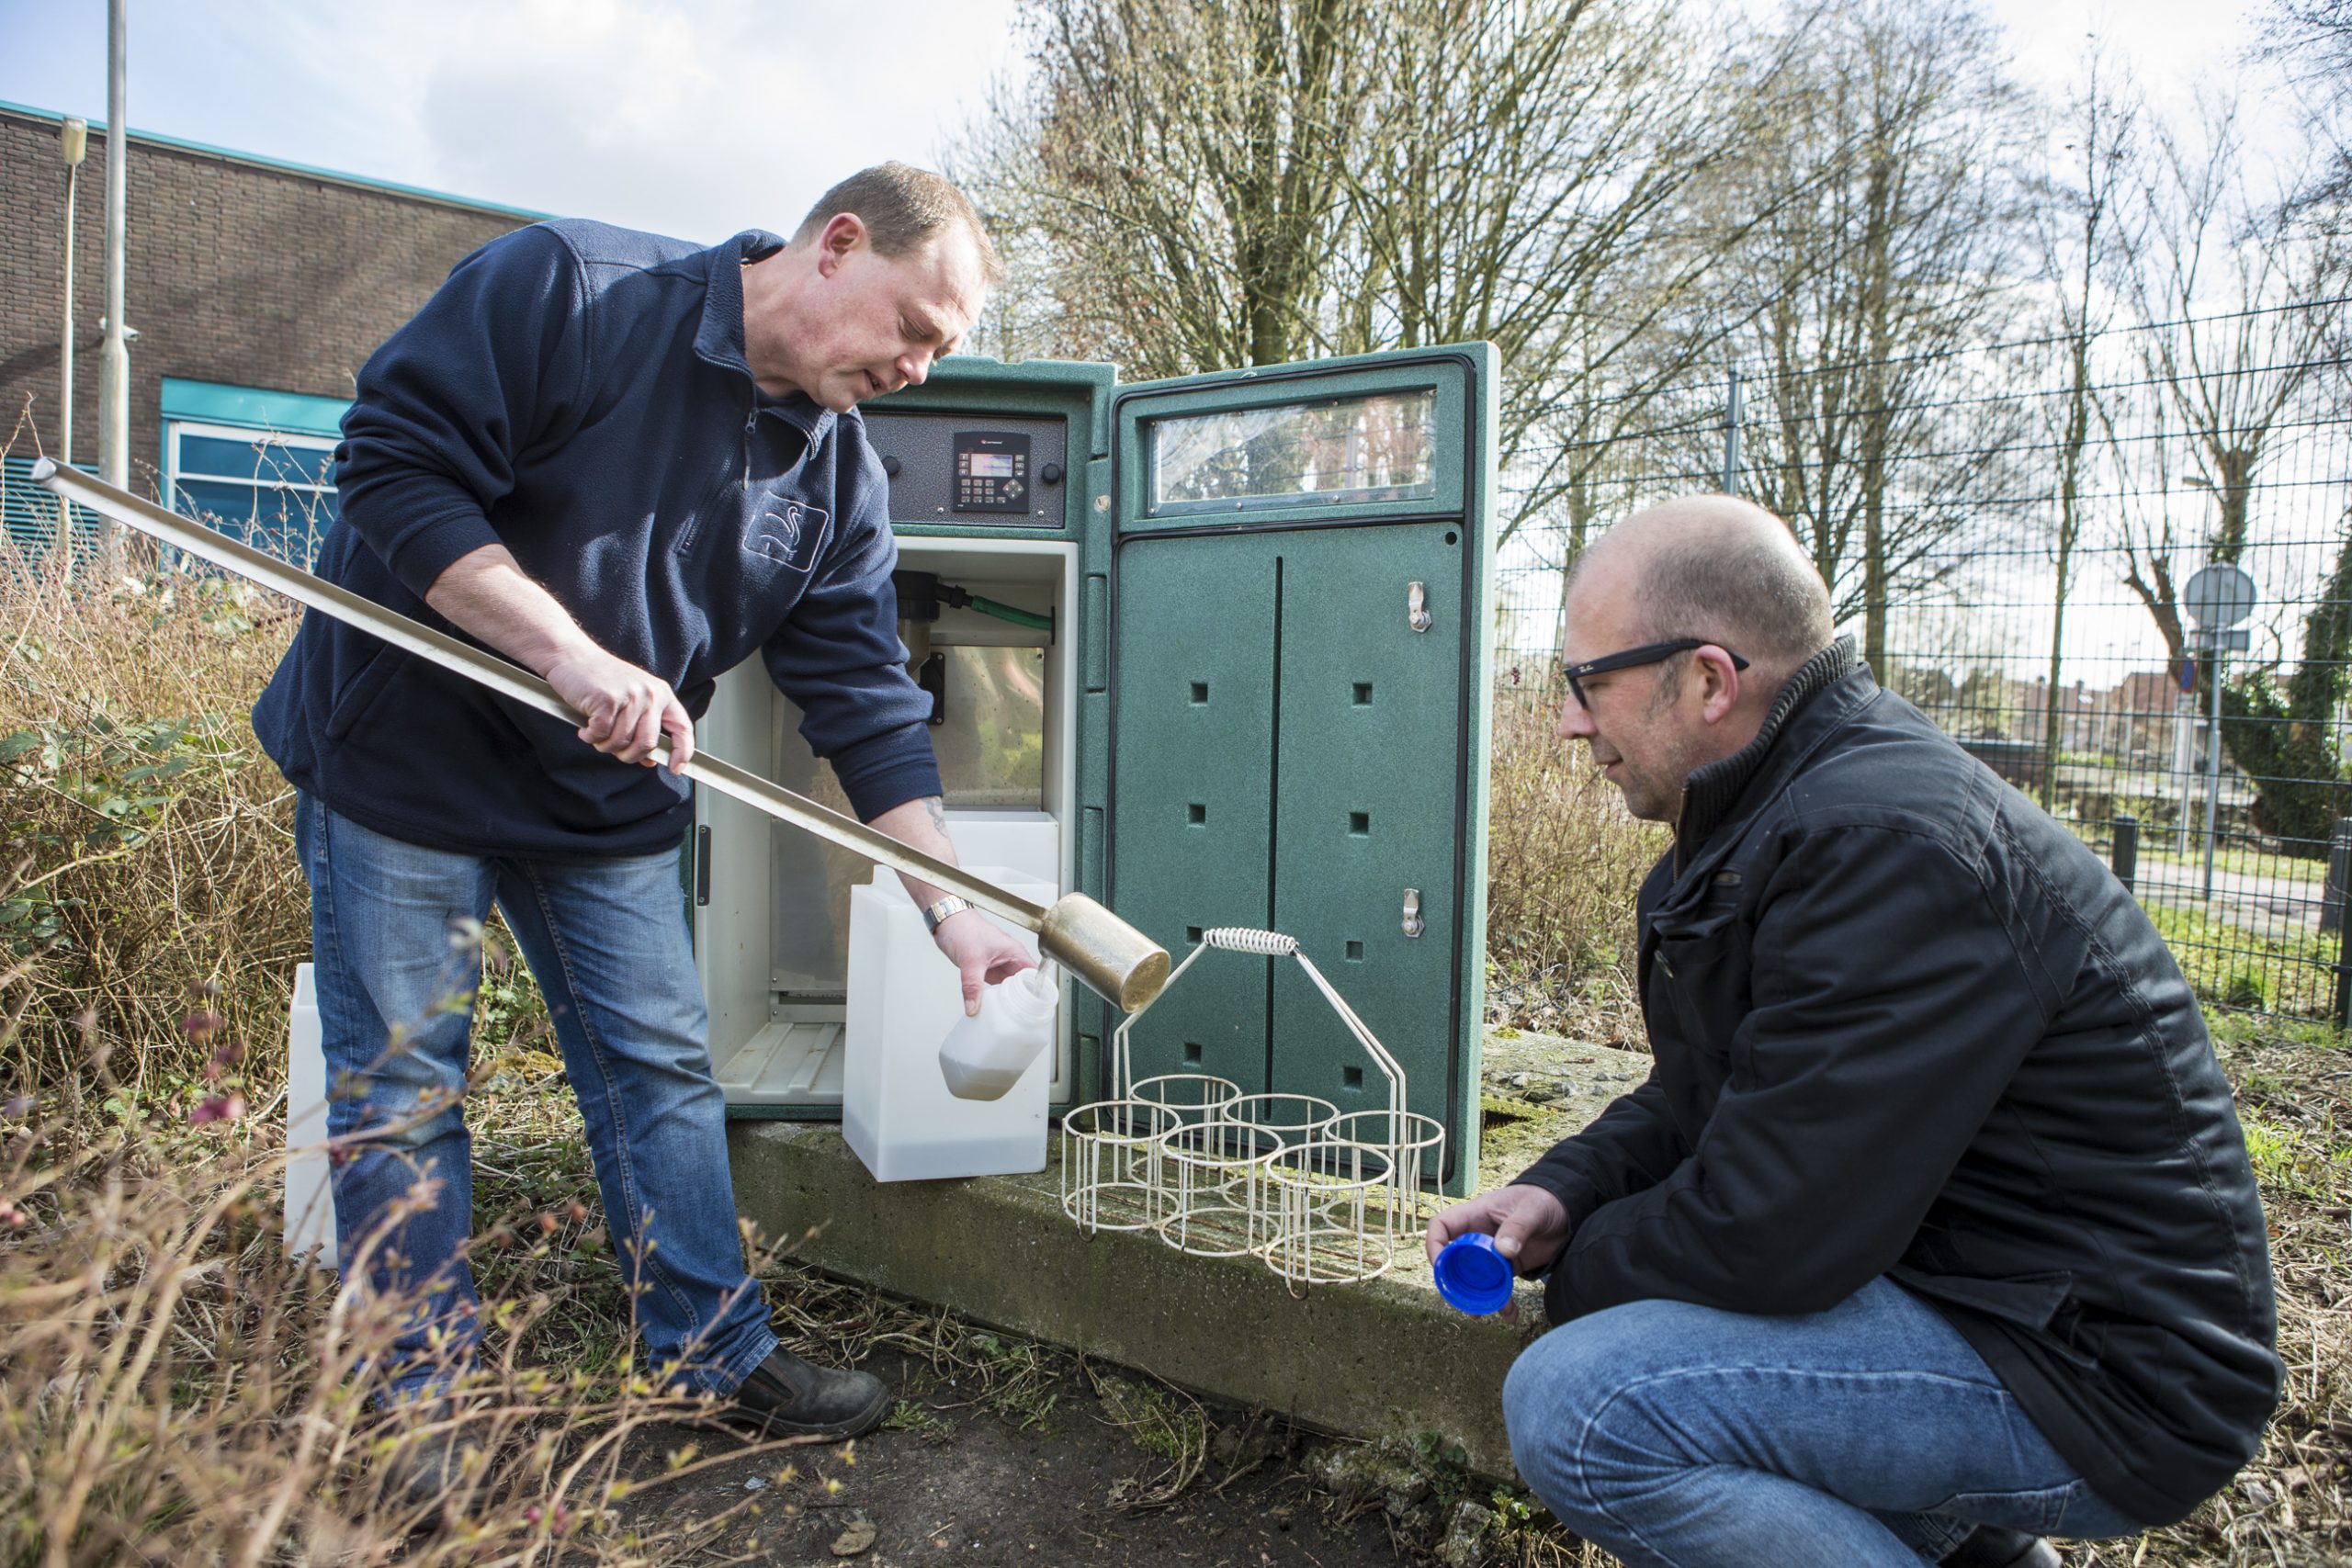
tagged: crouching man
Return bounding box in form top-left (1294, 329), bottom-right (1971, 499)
top-left (1429, 496), bottom-right (2279, 1567)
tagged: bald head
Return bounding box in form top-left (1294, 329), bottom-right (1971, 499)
top-left (1574, 496), bottom-right (1833, 675)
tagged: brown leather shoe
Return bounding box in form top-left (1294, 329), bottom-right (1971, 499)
top-left (718, 1348), bottom-right (889, 1440)
top-left (1941, 1524), bottom-right (2063, 1568)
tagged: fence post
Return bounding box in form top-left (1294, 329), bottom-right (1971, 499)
top-left (2110, 813), bottom-right (2138, 893)
top-left (2325, 817), bottom-right (2352, 1029)
top-left (2324, 818), bottom-right (2352, 934)
top-left (1721, 366), bottom-right (1743, 495)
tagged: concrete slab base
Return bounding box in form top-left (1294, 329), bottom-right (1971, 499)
top-left (729, 1121), bottom-right (1542, 1478)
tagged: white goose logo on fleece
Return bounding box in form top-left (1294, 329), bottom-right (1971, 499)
top-left (752, 498), bottom-right (828, 572)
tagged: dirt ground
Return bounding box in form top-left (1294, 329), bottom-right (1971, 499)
top-left (585, 1035), bottom-right (1666, 1567)
top-left (614, 1345), bottom-right (1420, 1568)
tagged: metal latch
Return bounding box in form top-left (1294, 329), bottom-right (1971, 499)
top-left (1402, 888), bottom-right (1425, 938)
top-left (1408, 581), bottom-right (1431, 633)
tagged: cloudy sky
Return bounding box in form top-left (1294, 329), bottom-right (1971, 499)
top-left (0, 0), bottom-right (2283, 245)
top-left (0, 0), bottom-right (1031, 242)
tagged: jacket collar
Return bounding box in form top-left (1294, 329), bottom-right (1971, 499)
top-left (693, 228), bottom-right (836, 443)
top-left (1674, 637), bottom-right (1868, 859)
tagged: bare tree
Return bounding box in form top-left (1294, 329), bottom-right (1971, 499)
top-left (951, 0), bottom-right (1771, 537)
top-left (2115, 96), bottom-right (2346, 654)
top-left (1328, 2), bottom-right (1786, 542)
top-left (1724, 0), bottom-right (2037, 671)
top-left (2262, 0), bottom-right (2352, 224)
top-left (2030, 42), bottom-right (2141, 806)
top-left (951, 0), bottom-right (1372, 372)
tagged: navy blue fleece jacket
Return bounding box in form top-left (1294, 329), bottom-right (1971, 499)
top-left (253, 220), bottom-right (939, 856)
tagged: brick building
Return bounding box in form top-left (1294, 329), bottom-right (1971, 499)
top-left (1, 99), bottom-right (537, 557)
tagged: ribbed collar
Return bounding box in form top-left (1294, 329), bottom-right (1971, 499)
top-left (1675, 637), bottom-right (1861, 855)
top-left (693, 228), bottom-right (834, 442)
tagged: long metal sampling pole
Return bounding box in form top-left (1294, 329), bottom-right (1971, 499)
top-left (32, 460), bottom-right (1170, 1012)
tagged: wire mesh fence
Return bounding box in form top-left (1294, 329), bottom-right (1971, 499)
top-left (1495, 298), bottom-right (2352, 1022)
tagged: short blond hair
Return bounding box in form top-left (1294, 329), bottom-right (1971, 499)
top-left (793, 162), bottom-right (1002, 287)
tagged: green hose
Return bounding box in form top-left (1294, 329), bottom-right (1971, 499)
top-left (967, 594), bottom-right (1054, 633)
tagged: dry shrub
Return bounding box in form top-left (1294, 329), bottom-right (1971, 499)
top-left (1482, 685), bottom-right (1665, 1036)
top-left (0, 524), bottom-right (307, 1100)
top-left (0, 1036), bottom-right (842, 1564)
top-left (0, 459), bottom-right (823, 1559)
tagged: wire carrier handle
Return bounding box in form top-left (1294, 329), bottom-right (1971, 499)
top-left (1201, 928), bottom-right (1298, 955)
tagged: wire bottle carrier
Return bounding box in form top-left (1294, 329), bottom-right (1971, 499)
top-left (1059, 927), bottom-right (1445, 1286)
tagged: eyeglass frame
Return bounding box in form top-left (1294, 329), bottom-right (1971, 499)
top-left (1563, 637), bottom-right (1749, 710)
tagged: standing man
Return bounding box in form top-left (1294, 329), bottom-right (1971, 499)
top-left (1430, 496), bottom-right (2279, 1567)
top-left (254, 165), bottom-right (1033, 1458)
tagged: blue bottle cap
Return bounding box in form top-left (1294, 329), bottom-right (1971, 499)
top-left (1433, 1232), bottom-right (1514, 1315)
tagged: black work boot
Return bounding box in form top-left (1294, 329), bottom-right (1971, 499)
top-left (382, 1423), bottom-right (484, 1522)
top-left (719, 1348), bottom-right (889, 1440)
top-left (1941, 1524), bottom-right (2063, 1568)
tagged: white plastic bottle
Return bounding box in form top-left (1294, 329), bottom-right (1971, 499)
top-left (937, 966), bottom-right (1058, 1101)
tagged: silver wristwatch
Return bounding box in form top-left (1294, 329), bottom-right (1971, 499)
top-left (922, 895), bottom-right (974, 935)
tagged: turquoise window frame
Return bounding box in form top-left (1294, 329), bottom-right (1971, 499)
top-left (160, 378), bottom-right (349, 565)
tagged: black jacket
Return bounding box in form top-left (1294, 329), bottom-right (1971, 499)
top-left (1514, 641), bottom-right (2281, 1527)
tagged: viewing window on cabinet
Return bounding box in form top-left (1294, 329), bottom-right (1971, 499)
top-left (1148, 389), bottom-right (1437, 516)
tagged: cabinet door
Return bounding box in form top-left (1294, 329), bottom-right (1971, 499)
top-left (1106, 347), bottom-right (1495, 1191)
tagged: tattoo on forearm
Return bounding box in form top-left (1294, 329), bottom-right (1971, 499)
top-left (922, 795), bottom-right (947, 835)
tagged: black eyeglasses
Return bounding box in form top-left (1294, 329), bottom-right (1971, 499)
top-left (1563, 638), bottom-right (1748, 709)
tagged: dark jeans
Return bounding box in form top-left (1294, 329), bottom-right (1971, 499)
top-left (1503, 1276), bottom-right (2143, 1565)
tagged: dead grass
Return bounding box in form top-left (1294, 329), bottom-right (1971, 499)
top-left (1482, 686), bottom-right (1664, 1043)
top-left (0, 446), bottom-right (891, 1561)
top-left (0, 516), bottom-right (307, 1101)
top-left (0, 1036), bottom-right (875, 1564)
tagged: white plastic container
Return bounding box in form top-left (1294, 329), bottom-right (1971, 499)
top-left (284, 962), bottom-right (338, 1267)
top-left (939, 965), bottom-right (1058, 1100)
top-left (842, 864), bottom-right (1058, 1182)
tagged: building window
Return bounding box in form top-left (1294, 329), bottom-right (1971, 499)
top-left (160, 378), bottom-right (350, 567)
top-left (167, 423), bottom-right (338, 564)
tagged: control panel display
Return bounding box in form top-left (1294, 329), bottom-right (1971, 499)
top-left (866, 411), bottom-right (1068, 527)
top-left (954, 433), bottom-right (1031, 513)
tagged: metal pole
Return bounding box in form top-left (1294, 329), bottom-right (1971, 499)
top-left (2201, 640), bottom-right (2223, 903)
top-left (2322, 817), bottom-right (2352, 935)
top-left (2111, 813), bottom-right (2138, 893)
top-left (1721, 367), bottom-right (1743, 495)
top-left (59, 118), bottom-right (86, 468)
top-left (32, 457), bottom-right (1176, 1015)
top-left (2173, 682), bottom-right (2195, 853)
top-left (97, 0), bottom-right (130, 497)
top-left (2330, 817), bottom-right (2352, 1027)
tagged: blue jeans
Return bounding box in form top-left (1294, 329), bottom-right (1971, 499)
top-left (1503, 1277), bottom-right (2144, 1566)
top-left (297, 793), bottom-right (777, 1403)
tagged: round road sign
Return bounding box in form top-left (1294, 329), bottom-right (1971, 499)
top-left (2182, 563), bottom-right (2256, 628)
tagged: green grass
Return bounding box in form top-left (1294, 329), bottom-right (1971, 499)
top-left (2132, 843), bottom-right (2328, 884)
top-left (878, 1399), bottom-right (953, 1442)
top-left (2240, 1113), bottom-right (2352, 1207)
top-left (2146, 903), bottom-right (2341, 1016)
top-left (2055, 814), bottom-right (2332, 885)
